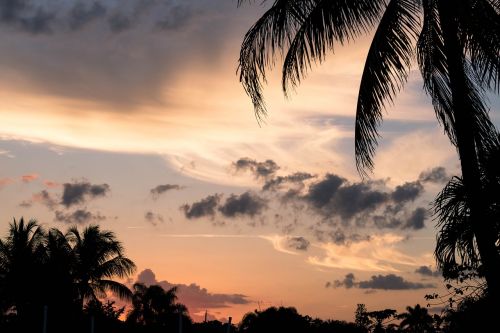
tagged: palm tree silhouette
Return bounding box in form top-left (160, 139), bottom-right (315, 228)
top-left (434, 132), bottom-right (500, 280)
top-left (66, 225), bottom-right (136, 309)
top-left (0, 218), bottom-right (45, 320)
top-left (127, 283), bottom-right (189, 331)
top-left (398, 304), bottom-right (434, 332)
top-left (238, 0), bottom-right (500, 297)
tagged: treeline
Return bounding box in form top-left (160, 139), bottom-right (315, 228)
top-left (0, 218), bottom-right (493, 333)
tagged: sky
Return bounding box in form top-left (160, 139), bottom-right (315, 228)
top-left (1, 0), bottom-right (499, 324)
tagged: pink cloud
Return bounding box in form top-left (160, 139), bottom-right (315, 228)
top-left (21, 174), bottom-right (39, 183)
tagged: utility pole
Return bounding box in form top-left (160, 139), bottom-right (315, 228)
top-left (42, 305), bottom-right (48, 333)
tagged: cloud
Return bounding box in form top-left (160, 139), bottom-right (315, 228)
top-left (61, 181), bottom-right (110, 207)
top-left (43, 180), bottom-right (59, 188)
top-left (0, 178), bottom-right (15, 188)
top-left (308, 234), bottom-right (431, 272)
top-left (233, 158), bottom-right (279, 179)
top-left (0, 0), bottom-right (56, 34)
top-left (145, 211), bottom-right (164, 225)
top-left (21, 173), bottom-right (39, 183)
top-left (415, 266), bottom-right (441, 278)
top-left (150, 184), bottom-right (183, 199)
top-left (262, 172), bottom-right (315, 191)
top-left (419, 167), bottom-right (449, 183)
top-left (31, 190), bottom-right (57, 210)
top-left (286, 236), bottom-right (310, 251)
top-left (68, 2), bottom-right (107, 31)
top-left (391, 181), bottom-right (423, 203)
top-left (137, 269), bottom-right (249, 314)
top-left (404, 207), bottom-right (428, 230)
top-left (329, 273), bottom-right (436, 290)
top-left (181, 194), bottom-right (222, 219)
top-left (218, 191), bottom-right (267, 218)
top-left (54, 209), bottom-right (106, 224)
top-left (305, 174), bottom-right (345, 208)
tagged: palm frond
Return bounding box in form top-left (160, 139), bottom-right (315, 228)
top-left (355, 0), bottom-right (421, 176)
top-left (462, 0), bottom-right (500, 92)
top-left (238, 0), bottom-right (308, 121)
top-left (98, 279), bottom-right (133, 301)
top-left (94, 256), bottom-right (136, 279)
top-left (282, 0), bottom-right (386, 95)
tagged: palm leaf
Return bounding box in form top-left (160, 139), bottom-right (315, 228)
top-left (238, 0), bottom-right (309, 121)
top-left (282, 0), bottom-right (385, 95)
top-left (355, 0), bottom-right (421, 175)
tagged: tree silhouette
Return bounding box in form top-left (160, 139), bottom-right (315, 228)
top-left (398, 304), bottom-right (434, 332)
top-left (434, 132), bottom-right (500, 281)
top-left (0, 218), bottom-right (45, 326)
top-left (238, 0), bottom-right (500, 298)
top-left (126, 283), bottom-right (190, 333)
top-left (239, 307), bottom-right (310, 333)
top-left (66, 225), bottom-right (136, 309)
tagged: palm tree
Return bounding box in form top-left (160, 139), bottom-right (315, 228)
top-left (66, 225), bottom-right (136, 309)
top-left (434, 133), bottom-right (500, 280)
top-left (238, 0), bottom-right (500, 297)
top-left (398, 304), bottom-right (434, 332)
top-left (127, 283), bottom-right (189, 330)
top-left (0, 218), bottom-right (46, 318)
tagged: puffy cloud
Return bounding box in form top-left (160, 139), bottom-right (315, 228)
top-left (150, 184), bottom-right (183, 199)
top-left (54, 209), bottom-right (106, 224)
top-left (329, 273), bottom-right (436, 290)
top-left (144, 211), bottom-right (164, 225)
top-left (391, 181), bottom-right (424, 203)
top-left (286, 236), bottom-right (310, 251)
top-left (415, 266), bottom-right (441, 278)
top-left (181, 194), bottom-right (222, 219)
top-left (61, 181), bottom-right (110, 207)
top-left (233, 158), bottom-right (279, 179)
top-left (218, 191), bottom-right (267, 218)
top-left (137, 269), bottom-right (249, 314)
top-left (419, 167), bottom-right (449, 183)
top-left (404, 207), bottom-right (428, 230)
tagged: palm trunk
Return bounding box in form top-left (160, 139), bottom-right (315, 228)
top-left (438, 0), bottom-right (500, 300)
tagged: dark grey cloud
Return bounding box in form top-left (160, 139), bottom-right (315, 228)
top-left (329, 273), bottom-right (436, 290)
top-left (137, 269), bottom-right (249, 313)
top-left (0, 0), bottom-right (246, 107)
top-left (68, 2), bottom-right (107, 31)
top-left (61, 181), bottom-right (110, 208)
top-left (263, 172), bottom-right (315, 191)
top-left (327, 273), bottom-right (356, 289)
top-left (150, 184), bottom-right (183, 199)
top-left (419, 167), bottom-right (449, 183)
top-left (329, 184), bottom-right (389, 220)
top-left (404, 207), bottom-right (427, 230)
top-left (0, 0), bottom-right (55, 34)
top-left (54, 209), bottom-right (106, 224)
top-left (391, 181), bottom-right (424, 203)
top-left (415, 266), bottom-right (441, 278)
top-left (286, 236), bottom-right (310, 251)
top-left (145, 211), bottom-right (164, 225)
top-left (233, 158), bottom-right (279, 179)
top-left (218, 191), bottom-right (267, 218)
top-left (306, 174), bottom-right (345, 208)
top-left (181, 194), bottom-right (221, 219)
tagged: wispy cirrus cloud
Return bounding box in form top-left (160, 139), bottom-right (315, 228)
top-left (308, 234), bottom-right (432, 272)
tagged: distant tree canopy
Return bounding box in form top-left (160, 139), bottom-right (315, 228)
top-left (0, 217), bottom-right (493, 333)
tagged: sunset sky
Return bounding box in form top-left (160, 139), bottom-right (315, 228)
top-left (1, 0), bottom-right (499, 324)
